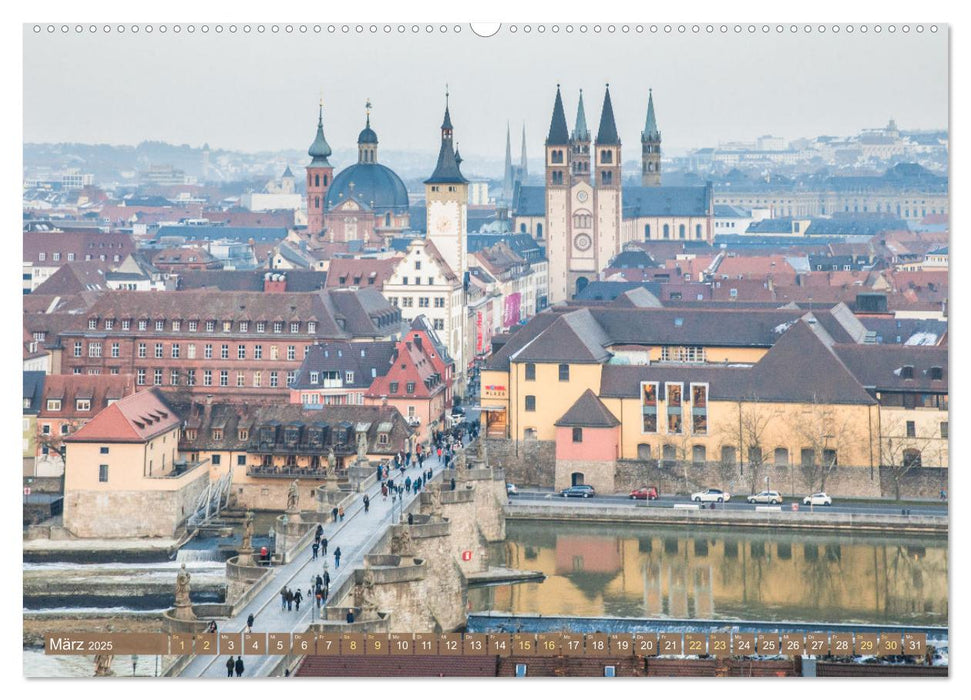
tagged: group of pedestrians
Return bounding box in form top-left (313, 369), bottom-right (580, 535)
top-left (278, 585), bottom-right (304, 612)
top-left (226, 656), bottom-right (244, 677)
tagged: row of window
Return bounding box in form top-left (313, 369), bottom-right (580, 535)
top-left (644, 223), bottom-right (705, 240)
top-left (396, 276), bottom-right (439, 286)
top-left (134, 368), bottom-right (295, 388)
top-left (43, 399), bottom-right (91, 412)
top-left (300, 393), bottom-right (367, 406)
top-left (388, 296), bottom-right (446, 308)
top-left (37, 253), bottom-right (122, 263)
top-left (74, 341), bottom-right (306, 361)
top-left (85, 318), bottom-right (318, 335)
top-left (633, 443), bottom-right (839, 468)
top-left (902, 420), bottom-right (948, 439)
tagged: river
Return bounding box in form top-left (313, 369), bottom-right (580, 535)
top-left (469, 520), bottom-right (947, 626)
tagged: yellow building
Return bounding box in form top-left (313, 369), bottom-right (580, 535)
top-left (482, 303), bottom-right (947, 497)
top-left (62, 388), bottom-right (210, 538)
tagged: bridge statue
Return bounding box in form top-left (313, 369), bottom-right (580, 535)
top-left (94, 654), bottom-right (114, 676)
top-left (356, 431), bottom-right (369, 462)
top-left (241, 511), bottom-right (254, 551)
top-left (354, 565), bottom-right (378, 617)
top-left (326, 447), bottom-right (337, 477)
top-left (286, 479), bottom-right (300, 512)
top-left (390, 526), bottom-right (413, 556)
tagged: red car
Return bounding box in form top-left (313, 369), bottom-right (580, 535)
top-left (629, 486), bottom-right (659, 500)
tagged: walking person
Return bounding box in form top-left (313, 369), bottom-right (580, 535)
top-left (234, 656), bottom-right (244, 678)
top-left (226, 656), bottom-right (235, 677)
top-left (334, 546), bottom-right (342, 569)
top-left (363, 495), bottom-right (370, 513)
top-left (286, 588), bottom-right (293, 611)
top-left (280, 586), bottom-right (288, 611)
top-left (293, 589), bottom-right (303, 612)
top-left (405, 476), bottom-right (412, 493)
top-left (246, 613), bottom-right (254, 633)
top-left (321, 537), bottom-right (328, 556)
top-left (381, 483), bottom-right (388, 500)
top-left (338, 506), bottom-right (345, 522)
top-left (312, 541), bottom-right (319, 560)
top-left (332, 506), bottom-right (339, 522)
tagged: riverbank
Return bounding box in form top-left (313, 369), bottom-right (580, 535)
top-left (504, 502), bottom-right (947, 534)
top-left (23, 614), bottom-right (166, 648)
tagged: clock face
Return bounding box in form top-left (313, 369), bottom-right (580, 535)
top-left (436, 218), bottom-right (451, 233)
top-left (574, 234), bottom-right (592, 251)
top-left (577, 190), bottom-right (588, 203)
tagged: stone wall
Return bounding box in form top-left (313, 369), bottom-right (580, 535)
top-left (63, 469), bottom-right (210, 538)
top-left (483, 438), bottom-right (555, 487)
top-left (233, 479), bottom-right (326, 512)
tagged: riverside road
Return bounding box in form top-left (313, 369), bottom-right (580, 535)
top-left (509, 490), bottom-right (948, 517)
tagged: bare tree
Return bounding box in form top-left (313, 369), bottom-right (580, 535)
top-left (718, 400), bottom-right (777, 495)
top-left (880, 414), bottom-right (933, 501)
top-left (36, 419), bottom-right (82, 464)
top-left (795, 397), bottom-right (861, 494)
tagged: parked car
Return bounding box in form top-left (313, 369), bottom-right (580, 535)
top-left (747, 490), bottom-right (783, 505)
top-left (560, 484), bottom-right (596, 498)
top-left (691, 488), bottom-right (730, 503)
top-left (630, 486), bottom-right (659, 500)
top-left (803, 492), bottom-right (832, 506)
top-left (506, 483), bottom-right (519, 496)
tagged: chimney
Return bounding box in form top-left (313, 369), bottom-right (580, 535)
top-left (264, 272), bottom-right (287, 293)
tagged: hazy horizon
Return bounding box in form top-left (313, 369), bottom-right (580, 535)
top-left (24, 24), bottom-right (948, 161)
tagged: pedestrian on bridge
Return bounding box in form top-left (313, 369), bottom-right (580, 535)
top-left (312, 541), bottom-right (319, 559)
top-left (363, 494), bottom-right (370, 513)
top-left (234, 656), bottom-right (244, 677)
top-left (315, 523), bottom-right (323, 541)
top-left (280, 586), bottom-right (288, 611)
top-left (405, 476), bottom-right (412, 493)
top-left (339, 506), bottom-right (345, 522)
top-left (334, 547), bottom-right (342, 568)
top-left (247, 613), bottom-right (255, 632)
top-left (381, 483), bottom-right (388, 500)
top-left (321, 537), bottom-right (328, 555)
top-left (293, 589), bottom-right (303, 612)
top-left (332, 506), bottom-right (339, 522)
top-left (226, 656), bottom-right (235, 677)
top-left (286, 588), bottom-right (293, 611)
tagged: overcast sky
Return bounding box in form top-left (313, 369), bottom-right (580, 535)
top-left (23, 24), bottom-right (948, 160)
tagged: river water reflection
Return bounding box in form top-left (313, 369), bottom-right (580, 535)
top-left (470, 521), bottom-right (947, 626)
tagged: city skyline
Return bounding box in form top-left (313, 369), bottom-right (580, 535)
top-left (24, 25), bottom-right (948, 160)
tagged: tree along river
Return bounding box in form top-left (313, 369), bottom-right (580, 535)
top-left (469, 520), bottom-right (947, 626)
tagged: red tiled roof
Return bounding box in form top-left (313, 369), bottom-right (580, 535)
top-left (65, 388), bottom-right (180, 443)
top-left (324, 256), bottom-right (401, 290)
top-left (39, 374), bottom-right (136, 419)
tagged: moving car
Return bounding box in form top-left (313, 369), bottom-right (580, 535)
top-left (691, 488), bottom-right (730, 503)
top-left (630, 486), bottom-right (659, 500)
top-left (803, 492), bottom-right (832, 506)
top-left (506, 483), bottom-right (519, 496)
top-left (747, 490), bottom-right (783, 504)
top-left (560, 484), bottom-right (596, 498)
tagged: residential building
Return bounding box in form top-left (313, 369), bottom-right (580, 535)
top-left (23, 372), bottom-right (46, 476)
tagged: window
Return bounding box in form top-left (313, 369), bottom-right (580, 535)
top-left (691, 384), bottom-right (708, 434)
top-left (100, 446), bottom-right (109, 454)
top-left (290, 322), bottom-right (300, 333)
top-left (187, 369), bottom-right (196, 386)
top-left (346, 371), bottom-right (354, 384)
top-left (73, 341), bottom-right (82, 357)
top-left (666, 383), bottom-right (683, 434)
top-left (641, 382), bottom-right (658, 433)
top-left (203, 370), bottom-right (213, 386)
top-left (774, 448), bottom-right (789, 466)
top-left (137, 369), bottom-right (146, 385)
top-left (270, 346), bottom-right (279, 360)
top-left (941, 422), bottom-right (948, 439)
top-left (692, 445), bottom-right (706, 466)
top-left (253, 371), bottom-right (262, 388)
top-left (38, 252), bottom-right (45, 261)
top-left (88, 342), bottom-right (102, 358)
top-left (236, 372), bottom-right (245, 387)
top-left (406, 382), bottom-right (416, 394)
top-left (558, 364), bottom-right (570, 381)
top-left (221, 344), bottom-right (229, 360)
top-left (287, 345), bottom-right (295, 361)
top-left (902, 449), bottom-right (922, 468)
top-left (154, 369), bottom-right (163, 385)
top-left (46, 399), bottom-right (62, 411)
top-left (188, 320), bottom-right (198, 332)
top-left (110, 343), bottom-right (120, 358)
top-left (433, 319), bottom-right (444, 330)
top-left (695, 224), bottom-right (703, 239)
top-left (237, 455), bottom-right (247, 466)
top-left (662, 444), bottom-right (677, 465)
top-left (137, 343), bottom-right (147, 359)
top-left (414, 259), bottom-right (422, 270)
top-left (138, 319), bottom-right (147, 331)
top-left (257, 321), bottom-right (266, 333)
top-left (87, 318), bottom-right (98, 330)
top-left (419, 297), bottom-right (430, 307)
top-left (402, 297), bottom-right (413, 307)
top-left (273, 322), bottom-right (283, 334)
top-left (525, 395), bottom-right (536, 412)
top-left (155, 320), bottom-right (164, 331)
top-left (172, 320), bottom-right (181, 332)
top-left (220, 370), bottom-right (229, 387)
top-left (206, 321), bottom-right (215, 332)
top-left (906, 421), bottom-right (916, 438)
top-left (389, 382), bottom-right (399, 394)
top-left (287, 371), bottom-right (295, 386)
top-left (154, 343), bottom-right (164, 359)
top-left (223, 321), bottom-right (232, 333)
top-left (171, 344), bottom-right (181, 359)
top-left (52, 252), bottom-right (60, 261)
top-left (187, 344), bottom-right (196, 359)
top-left (76, 399), bottom-right (91, 412)
top-left (204, 344), bottom-right (213, 359)
top-left (240, 321), bottom-right (249, 333)
top-left (572, 427), bottom-right (583, 443)
top-left (211, 454), bottom-right (222, 465)
top-left (171, 369), bottom-right (180, 385)
top-left (525, 363), bottom-right (536, 381)
top-left (434, 297), bottom-right (445, 308)
top-left (663, 224), bottom-right (670, 239)
top-left (308, 322), bottom-right (317, 334)
top-left (254, 345), bottom-right (263, 359)
top-left (99, 465), bottom-right (109, 483)
top-left (270, 372), bottom-right (279, 388)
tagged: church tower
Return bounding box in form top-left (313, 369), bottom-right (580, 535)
top-left (424, 91), bottom-right (469, 280)
top-left (306, 100), bottom-right (334, 236)
top-left (570, 89), bottom-right (591, 184)
top-left (519, 123), bottom-right (529, 181)
top-left (502, 122), bottom-right (514, 204)
top-left (594, 84), bottom-right (622, 278)
top-left (357, 100), bottom-right (379, 164)
top-left (544, 85), bottom-right (572, 305)
top-left (641, 89), bottom-right (661, 186)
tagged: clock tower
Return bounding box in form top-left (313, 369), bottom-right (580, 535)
top-left (306, 100), bottom-right (334, 237)
top-left (424, 91), bottom-right (469, 279)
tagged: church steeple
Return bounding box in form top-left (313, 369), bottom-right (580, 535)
top-left (425, 89), bottom-right (467, 184)
top-left (546, 85), bottom-right (570, 146)
top-left (308, 100), bottom-right (333, 166)
top-left (519, 123), bottom-right (528, 181)
top-left (502, 122), bottom-right (514, 204)
top-left (595, 84), bottom-right (620, 145)
top-left (595, 84), bottom-right (621, 188)
top-left (641, 88), bottom-right (661, 186)
top-left (306, 98), bottom-right (335, 236)
top-left (571, 89), bottom-right (591, 183)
